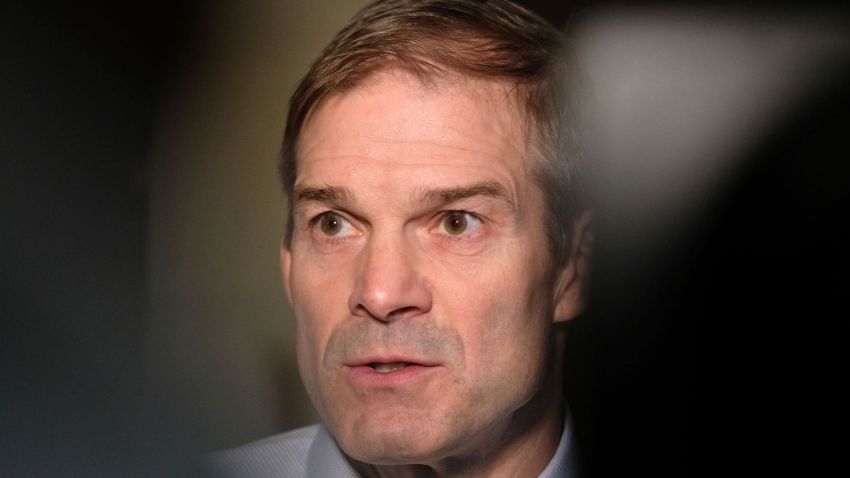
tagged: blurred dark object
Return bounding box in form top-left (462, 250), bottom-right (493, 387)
top-left (563, 6), bottom-right (849, 477)
top-left (1, 1), bottom-right (205, 476)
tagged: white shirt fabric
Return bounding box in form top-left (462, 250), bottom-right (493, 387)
top-left (208, 413), bottom-right (578, 477)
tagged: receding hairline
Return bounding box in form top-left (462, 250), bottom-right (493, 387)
top-left (294, 64), bottom-right (544, 170)
top-left (279, 0), bottom-right (581, 260)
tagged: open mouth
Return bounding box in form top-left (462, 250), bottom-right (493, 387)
top-left (346, 359), bottom-right (439, 386)
top-left (367, 362), bottom-right (411, 373)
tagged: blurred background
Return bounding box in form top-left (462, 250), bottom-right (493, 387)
top-left (2, 0), bottom-right (847, 476)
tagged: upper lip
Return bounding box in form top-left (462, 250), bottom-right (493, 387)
top-left (344, 356), bottom-right (440, 367)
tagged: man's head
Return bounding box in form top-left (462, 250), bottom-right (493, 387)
top-left (281, 0), bottom-right (584, 263)
top-left (279, 0), bottom-right (590, 473)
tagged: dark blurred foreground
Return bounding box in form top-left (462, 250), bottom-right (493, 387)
top-left (563, 8), bottom-right (849, 476)
top-left (2, 1), bottom-right (204, 476)
top-left (2, 1), bottom-right (848, 476)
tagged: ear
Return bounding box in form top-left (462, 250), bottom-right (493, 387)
top-left (281, 239), bottom-right (293, 306)
top-left (553, 210), bottom-right (593, 323)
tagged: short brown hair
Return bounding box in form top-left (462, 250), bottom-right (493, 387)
top-left (280, 0), bottom-right (584, 263)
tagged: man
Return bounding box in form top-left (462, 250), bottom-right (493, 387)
top-left (211, 0), bottom-right (591, 476)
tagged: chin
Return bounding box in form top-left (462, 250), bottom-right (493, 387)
top-left (334, 413), bottom-right (454, 465)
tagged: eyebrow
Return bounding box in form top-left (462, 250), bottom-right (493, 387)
top-left (412, 181), bottom-right (515, 211)
top-left (293, 180), bottom-right (515, 211)
top-left (294, 185), bottom-right (354, 206)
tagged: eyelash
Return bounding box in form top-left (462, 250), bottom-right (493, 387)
top-left (434, 210), bottom-right (485, 236)
top-left (307, 211), bottom-right (355, 244)
top-left (305, 209), bottom-right (485, 238)
top-left (307, 210), bottom-right (333, 228)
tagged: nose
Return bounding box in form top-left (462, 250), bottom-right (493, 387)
top-left (348, 233), bottom-right (432, 322)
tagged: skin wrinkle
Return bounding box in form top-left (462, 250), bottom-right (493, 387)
top-left (295, 181), bottom-right (516, 217)
top-left (409, 181), bottom-right (516, 213)
top-left (292, 167), bottom-right (530, 242)
top-left (295, 71), bottom-right (526, 165)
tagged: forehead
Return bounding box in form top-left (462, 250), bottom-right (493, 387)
top-left (296, 69), bottom-right (533, 188)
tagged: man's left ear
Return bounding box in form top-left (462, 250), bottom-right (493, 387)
top-left (553, 210), bottom-right (593, 323)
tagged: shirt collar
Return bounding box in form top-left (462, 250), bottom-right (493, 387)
top-left (311, 410), bottom-right (579, 477)
top-left (537, 408), bottom-right (580, 478)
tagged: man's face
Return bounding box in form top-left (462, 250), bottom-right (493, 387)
top-left (282, 69), bottom-right (567, 464)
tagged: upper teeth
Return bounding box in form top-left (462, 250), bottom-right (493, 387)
top-left (370, 362), bottom-right (409, 373)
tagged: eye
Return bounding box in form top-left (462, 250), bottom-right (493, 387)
top-left (313, 212), bottom-right (356, 237)
top-left (438, 211), bottom-right (482, 236)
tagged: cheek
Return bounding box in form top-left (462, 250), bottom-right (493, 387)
top-left (436, 256), bottom-right (551, 394)
top-left (290, 247), bottom-right (354, 334)
top-left (289, 256), bottom-right (352, 393)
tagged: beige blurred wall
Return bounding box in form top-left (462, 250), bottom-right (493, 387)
top-left (147, 0), bottom-right (370, 450)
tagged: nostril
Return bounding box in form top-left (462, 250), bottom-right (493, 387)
top-left (352, 303), bottom-right (373, 318)
top-left (386, 306), bottom-right (420, 321)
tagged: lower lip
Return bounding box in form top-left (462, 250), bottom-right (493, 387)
top-left (345, 364), bottom-right (440, 388)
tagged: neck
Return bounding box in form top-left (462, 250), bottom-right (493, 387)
top-left (352, 333), bottom-right (567, 478)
